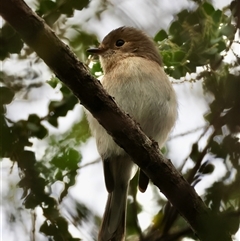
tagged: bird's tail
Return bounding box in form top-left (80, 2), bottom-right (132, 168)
top-left (98, 184), bottom-right (128, 241)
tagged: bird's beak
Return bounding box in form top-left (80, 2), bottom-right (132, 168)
top-left (87, 47), bottom-right (104, 55)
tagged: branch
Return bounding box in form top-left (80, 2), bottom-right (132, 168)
top-left (142, 227), bottom-right (192, 241)
top-left (0, 1), bottom-right (232, 240)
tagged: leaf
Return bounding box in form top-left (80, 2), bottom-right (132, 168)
top-left (177, 9), bottom-right (189, 22)
top-left (220, 24), bottom-right (236, 39)
top-left (0, 116), bottom-right (12, 157)
top-left (199, 163), bottom-right (215, 175)
top-left (24, 193), bottom-right (40, 209)
top-left (51, 148), bottom-right (80, 170)
top-left (173, 51), bottom-right (185, 62)
top-left (169, 21), bottom-right (183, 37)
top-left (38, 0), bottom-right (56, 14)
top-left (186, 11), bottom-right (200, 25)
top-left (225, 209), bottom-right (240, 235)
top-left (56, 217), bottom-right (69, 231)
top-left (210, 53), bottom-right (223, 70)
top-left (55, 170), bottom-right (63, 181)
top-left (152, 210), bottom-right (164, 230)
top-left (48, 93), bottom-right (78, 125)
top-left (90, 61), bottom-right (102, 75)
top-left (67, 148), bottom-right (80, 170)
top-left (67, 116), bottom-right (91, 144)
top-left (0, 23), bottom-right (23, 59)
top-left (27, 114), bottom-right (48, 139)
top-left (170, 66), bottom-right (187, 79)
top-left (217, 40), bottom-right (226, 52)
top-left (204, 111), bottom-right (213, 123)
top-left (212, 10), bottom-right (222, 24)
top-left (0, 86), bottom-right (15, 104)
top-left (154, 30), bottom-right (168, 42)
top-left (71, 0), bottom-right (90, 10)
top-left (18, 150), bottom-right (36, 169)
top-left (204, 47), bottom-right (219, 56)
top-left (47, 77), bottom-right (59, 88)
top-left (40, 221), bottom-right (56, 235)
top-left (48, 116), bottom-right (58, 127)
top-left (202, 2), bottom-right (215, 15)
top-left (190, 143), bottom-right (199, 162)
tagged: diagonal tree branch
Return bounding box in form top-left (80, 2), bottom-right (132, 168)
top-left (0, 1), bottom-right (232, 240)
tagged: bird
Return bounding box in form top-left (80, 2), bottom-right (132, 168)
top-left (86, 26), bottom-right (177, 241)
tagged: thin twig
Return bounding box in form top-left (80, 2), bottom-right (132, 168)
top-left (31, 210), bottom-right (36, 241)
top-left (168, 125), bottom-right (206, 140)
top-left (79, 157), bottom-right (101, 169)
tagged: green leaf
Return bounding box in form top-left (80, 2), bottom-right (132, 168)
top-left (162, 52), bottom-right (173, 66)
top-left (51, 148), bottom-right (80, 170)
top-left (28, 114), bottom-right (41, 128)
top-left (27, 114), bottom-right (48, 139)
top-left (7, 34), bottom-right (24, 53)
top-left (170, 66), bottom-right (187, 79)
top-left (71, 0), bottom-right (90, 10)
top-left (212, 10), bottom-right (222, 24)
top-left (24, 193), bottom-right (40, 209)
top-left (67, 116), bottom-right (90, 144)
top-left (227, 211), bottom-right (240, 235)
top-left (204, 111), bottom-right (213, 123)
top-left (0, 86), bottom-right (15, 104)
top-left (59, 2), bottom-right (74, 16)
top-left (204, 47), bottom-right (219, 56)
top-left (190, 143), bottom-right (199, 162)
top-left (67, 148), bottom-right (80, 170)
top-left (55, 170), bottom-right (63, 181)
top-left (60, 84), bottom-right (72, 95)
top-left (169, 21), bottom-right (183, 37)
top-left (56, 217), bottom-right (69, 231)
top-left (0, 23), bottom-right (23, 59)
top-left (48, 116), bottom-right (58, 127)
top-left (40, 221), bottom-right (56, 235)
top-left (17, 150), bottom-right (36, 169)
top-left (38, 0), bottom-right (56, 14)
top-left (199, 163), bottom-right (215, 174)
top-left (154, 30), bottom-right (168, 42)
top-left (210, 53), bottom-right (223, 70)
top-left (220, 24), bottom-right (236, 39)
top-left (90, 61), bottom-right (102, 75)
top-left (211, 141), bottom-right (226, 159)
top-left (0, 116), bottom-right (12, 157)
top-left (217, 40), bottom-right (226, 52)
top-left (187, 11), bottom-right (201, 25)
top-left (48, 93), bottom-right (78, 123)
top-left (173, 51), bottom-right (185, 62)
top-left (177, 9), bottom-right (189, 22)
top-left (202, 2), bottom-right (215, 15)
top-left (51, 155), bottom-right (67, 170)
top-left (47, 77), bottom-right (59, 88)
top-left (0, 105), bottom-right (5, 114)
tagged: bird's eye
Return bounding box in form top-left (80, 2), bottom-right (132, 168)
top-left (115, 39), bottom-right (125, 47)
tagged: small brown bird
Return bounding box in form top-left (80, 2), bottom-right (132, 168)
top-left (86, 26), bottom-right (177, 241)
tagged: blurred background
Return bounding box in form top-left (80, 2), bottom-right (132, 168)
top-left (1, 0), bottom-right (240, 240)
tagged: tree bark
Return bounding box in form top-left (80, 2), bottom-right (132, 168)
top-left (0, 1), bottom-right (232, 240)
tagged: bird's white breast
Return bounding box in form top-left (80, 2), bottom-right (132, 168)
top-left (86, 57), bottom-right (177, 158)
